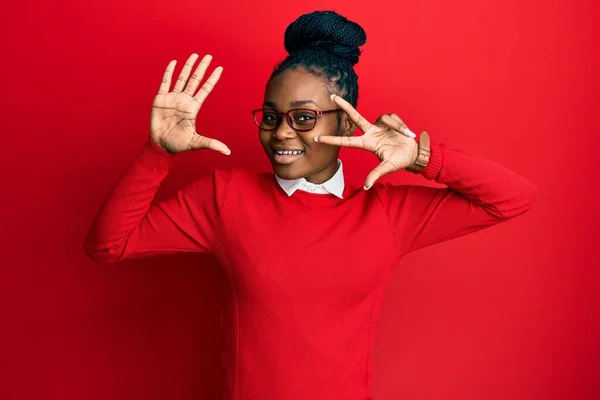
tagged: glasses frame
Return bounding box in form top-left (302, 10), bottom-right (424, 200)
top-left (251, 108), bottom-right (343, 132)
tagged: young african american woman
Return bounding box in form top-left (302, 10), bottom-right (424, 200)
top-left (84, 10), bottom-right (538, 400)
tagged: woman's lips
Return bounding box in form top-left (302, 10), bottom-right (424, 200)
top-left (272, 149), bottom-right (305, 164)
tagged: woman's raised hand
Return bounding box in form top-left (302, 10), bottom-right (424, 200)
top-left (150, 53), bottom-right (231, 155)
top-left (315, 94), bottom-right (420, 190)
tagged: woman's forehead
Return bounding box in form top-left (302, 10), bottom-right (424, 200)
top-left (265, 69), bottom-right (330, 106)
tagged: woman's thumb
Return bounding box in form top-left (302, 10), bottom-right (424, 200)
top-left (192, 133), bottom-right (231, 155)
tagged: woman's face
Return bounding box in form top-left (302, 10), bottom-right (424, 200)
top-left (259, 68), bottom-right (355, 184)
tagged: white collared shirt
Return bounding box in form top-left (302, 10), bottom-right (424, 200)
top-left (275, 159), bottom-right (345, 199)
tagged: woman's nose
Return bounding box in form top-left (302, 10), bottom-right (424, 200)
top-left (272, 117), bottom-right (297, 140)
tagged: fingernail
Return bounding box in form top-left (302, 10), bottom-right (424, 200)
top-left (330, 94), bottom-right (336, 100)
top-left (363, 184), bottom-right (371, 190)
top-left (314, 136), bottom-right (319, 142)
top-left (405, 128), bottom-right (416, 138)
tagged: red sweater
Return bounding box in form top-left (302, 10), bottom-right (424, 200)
top-left (84, 138), bottom-right (538, 400)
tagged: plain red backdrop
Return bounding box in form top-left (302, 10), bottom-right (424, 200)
top-left (1, 0), bottom-right (598, 399)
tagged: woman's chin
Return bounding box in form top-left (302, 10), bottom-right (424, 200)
top-left (272, 164), bottom-right (304, 180)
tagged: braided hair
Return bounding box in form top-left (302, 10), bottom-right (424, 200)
top-left (269, 10), bottom-right (367, 109)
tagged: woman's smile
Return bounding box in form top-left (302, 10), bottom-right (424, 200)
top-left (271, 146), bottom-right (306, 164)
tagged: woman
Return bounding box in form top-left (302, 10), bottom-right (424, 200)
top-left (84, 10), bottom-right (538, 400)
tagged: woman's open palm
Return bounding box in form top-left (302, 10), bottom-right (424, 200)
top-left (150, 53), bottom-right (230, 155)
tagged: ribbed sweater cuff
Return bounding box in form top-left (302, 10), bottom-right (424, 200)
top-left (135, 137), bottom-right (176, 173)
top-left (420, 139), bottom-right (443, 181)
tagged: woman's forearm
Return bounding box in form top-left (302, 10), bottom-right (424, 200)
top-left (82, 138), bottom-right (177, 262)
top-left (374, 140), bottom-right (538, 253)
top-left (422, 140), bottom-right (539, 219)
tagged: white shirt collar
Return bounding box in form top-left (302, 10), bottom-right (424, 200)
top-left (275, 159), bottom-right (345, 199)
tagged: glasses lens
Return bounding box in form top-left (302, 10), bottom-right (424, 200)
top-left (289, 109), bottom-right (317, 131)
top-left (254, 110), bottom-right (280, 130)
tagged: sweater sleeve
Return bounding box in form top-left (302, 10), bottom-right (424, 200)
top-left (373, 140), bottom-right (538, 254)
top-left (83, 138), bottom-right (233, 262)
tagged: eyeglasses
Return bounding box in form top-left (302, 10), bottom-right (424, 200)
top-left (252, 108), bottom-right (343, 132)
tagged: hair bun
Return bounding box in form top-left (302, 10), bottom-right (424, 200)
top-left (284, 10), bottom-right (367, 66)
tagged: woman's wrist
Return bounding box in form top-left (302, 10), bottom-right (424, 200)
top-left (404, 132), bottom-right (431, 174)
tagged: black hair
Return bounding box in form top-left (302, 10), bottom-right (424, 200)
top-left (269, 10), bottom-right (367, 109)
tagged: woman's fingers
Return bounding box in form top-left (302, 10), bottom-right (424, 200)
top-left (364, 160), bottom-right (397, 190)
top-left (389, 113), bottom-right (416, 138)
top-left (157, 60), bottom-right (177, 95)
top-left (184, 54), bottom-right (213, 96)
top-left (172, 53), bottom-right (200, 93)
top-left (330, 94), bottom-right (373, 132)
top-left (193, 65), bottom-right (223, 106)
top-left (157, 53), bottom-right (223, 105)
top-left (314, 134), bottom-right (366, 149)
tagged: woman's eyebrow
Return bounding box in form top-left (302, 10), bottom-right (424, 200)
top-left (262, 100), bottom-right (319, 108)
top-left (290, 100), bottom-right (318, 107)
top-left (263, 100), bottom-right (319, 108)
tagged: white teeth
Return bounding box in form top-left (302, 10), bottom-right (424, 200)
top-left (276, 150), bottom-right (303, 155)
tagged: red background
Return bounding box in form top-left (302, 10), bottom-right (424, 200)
top-left (1, 0), bottom-right (598, 399)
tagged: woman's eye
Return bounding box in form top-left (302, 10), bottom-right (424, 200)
top-left (264, 113), bottom-right (279, 121)
top-left (295, 114), bottom-right (315, 122)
